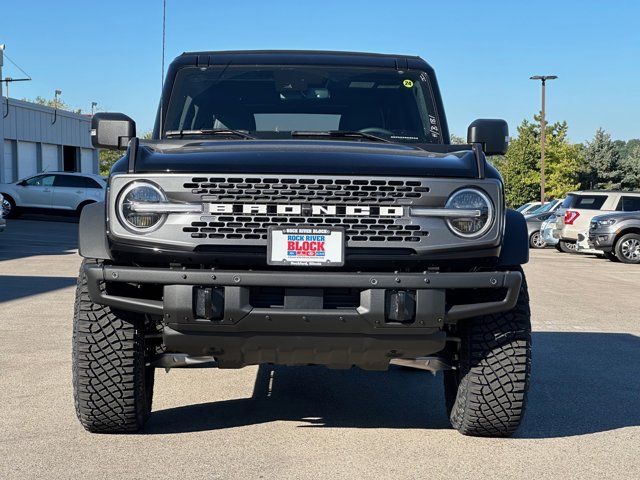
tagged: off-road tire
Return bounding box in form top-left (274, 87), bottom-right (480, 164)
top-left (444, 268), bottom-right (531, 437)
top-left (614, 233), bottom-right (640, 264)
top-left (558, 240), bottom-right (576, 253)
top-left (72, 260), bottom-right (154, 433)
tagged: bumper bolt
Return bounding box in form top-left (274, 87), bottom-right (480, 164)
top-left (490, 277), bottom-right (498, 286)
top-left (265, 315), bottom-right (271, 321)
top-left (424, 278), bottom-right (430, 284)
top-left (302, 315), bottom-right (309, 322)
top-left (370, 278), bottom-right (378, 286)
top-left (111, 272), bottom-right (118, 279)
top-left (211, 274), bottom-right (216, 280)
top-left (233, 275), bottom-right (241, 283)
top-left (182, 274), bottom-right (187, 280)
top-left (394, 277), bottom-right (401, 283)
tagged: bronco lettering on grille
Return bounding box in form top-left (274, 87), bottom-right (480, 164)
top-left (208, 204), bottom-right (404, 216)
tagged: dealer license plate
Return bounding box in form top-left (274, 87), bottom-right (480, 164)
top-left (267, 227), bottom-right (344, 267)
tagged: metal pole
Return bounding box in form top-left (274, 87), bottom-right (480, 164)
top-left (0, 44), bottom-right (4, 100)
top-left (540, 79), bottom-right (546, 205)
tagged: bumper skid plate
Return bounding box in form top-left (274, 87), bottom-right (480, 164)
top-left (84, 264), bottom-right (522, 370)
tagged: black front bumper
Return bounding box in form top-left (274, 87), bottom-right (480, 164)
top-left (84, 264), bottom-right (522, 369)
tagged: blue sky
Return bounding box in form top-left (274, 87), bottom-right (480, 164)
top-left (2, 0), bottom-right (639, 142)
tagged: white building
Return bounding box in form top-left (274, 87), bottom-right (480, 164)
top-left (0, 97), bottom-right (98, 183)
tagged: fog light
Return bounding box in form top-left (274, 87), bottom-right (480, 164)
top-left (195, 287), bottom-right (225, 320)
top-left (385, 290), bottom-right (416, 323)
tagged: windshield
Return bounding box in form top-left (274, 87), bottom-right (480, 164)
top-left (529, 200), bottom-right (559, 214)
top-left (163, 65), bottom-right (442, 143)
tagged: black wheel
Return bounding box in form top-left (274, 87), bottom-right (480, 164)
top-left (603, 251), bottom-right (619, 262)
top-left (72, 260), bottom-right (155, 433)
top-left (529, 231), bottom-right (547, 249)
top-left (2, 194), bottom-right (19, 218)
top-left (558, 240), bottom-right (577, 253)
top-left (614, 233), bottom-right (640, 264)
top-left (554, 242), bottom-right (563, 252)
top-left (444, 269), bottom-right (531, 437)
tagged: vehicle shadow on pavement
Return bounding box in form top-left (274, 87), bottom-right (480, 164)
top-left (517, 331), bottom-right (640, 438)
top-left (146, 365), bottom-right (450, 433)
top-left (0, 275), bottom-right (77, 303)
top-left (0, 219), bottom-right (78, 262)
top-left (146, 332), bottom-right (640, 437)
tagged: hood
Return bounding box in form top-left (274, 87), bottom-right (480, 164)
top-left (126, 139), bottom-right (480, 178)
top-left (591, 211), bottom-right (640, 222)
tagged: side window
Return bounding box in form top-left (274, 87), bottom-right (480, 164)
top-left (53, 175), bottom-right (86, 188)
top-left (617, 196), bottom-right (640, 212)
top-left (83, 177), bottom-right (103, 189)
top-left (25, 175), bottom-right (55, 187)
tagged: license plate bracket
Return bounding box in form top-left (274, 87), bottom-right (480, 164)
top-left (267, 227), bottom-right (345, 267)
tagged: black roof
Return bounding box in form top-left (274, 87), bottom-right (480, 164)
top-left (172, 50), bottom-right (432, 71)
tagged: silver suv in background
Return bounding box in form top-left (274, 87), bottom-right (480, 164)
top-left (552, 191), bottom-right (640, 253)
top-left (0, 172), bottom-right (106, 218)
top-left (589, 209), bottom-right (640, 264)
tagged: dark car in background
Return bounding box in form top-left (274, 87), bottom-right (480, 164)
top-left (589, 211), bottom-right (640, 263)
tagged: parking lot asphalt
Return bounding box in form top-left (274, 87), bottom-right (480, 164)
top-left (1, 219), bottom-right (639, 480)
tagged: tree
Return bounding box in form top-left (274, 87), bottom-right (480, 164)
top-left (450, 133), bottom-right (465, 144)
top-left (620, 143), bottom-right (640, 190)
top-left (22, 95), bottom-right (82, 114)
top-left (99, 149), bottom-right (124, 176)
top-left (582, 128), bottom-right (623, 189)
top-left (494, 116), bottom-right (582, 208)
top-left (99, 131), bottom-right (153, 176)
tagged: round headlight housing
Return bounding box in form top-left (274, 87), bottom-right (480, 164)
top-left (445, 188), bottom-right (494, 238)
top-left (118, 182), bottom-right (167, 232)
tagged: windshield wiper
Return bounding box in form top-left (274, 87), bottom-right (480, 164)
top-left (291, 130), bottom-right (392, 143)
top-left (165, 129), bottom-right (255, 140)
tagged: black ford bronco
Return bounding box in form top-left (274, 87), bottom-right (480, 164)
top-left (74, 50), bottom-right (531, 437)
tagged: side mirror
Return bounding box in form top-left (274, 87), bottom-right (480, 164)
top-left (467, 119), bottom-right (509, 156)
top-left (91, 112), bottom-right (136, 150)
top-left (17, 180), bottom-right (27, 187)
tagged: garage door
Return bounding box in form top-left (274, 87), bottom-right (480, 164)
top-left (42, 144), bottom-right (59, 172)
top-left (80, 148), bottom-right (95, 174)
top-left (17, 141), bottom-right (38, 179)
top-left (3, 140), bottom-right (14, 182)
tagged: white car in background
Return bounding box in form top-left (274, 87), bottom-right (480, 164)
top-left (0, 172), bottom-right (106, 218)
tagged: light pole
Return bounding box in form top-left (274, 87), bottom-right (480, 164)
top-left (530, 75), bottom-right (557, 205)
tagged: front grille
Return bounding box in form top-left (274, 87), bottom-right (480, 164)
top-left (184, 176), bottom-right (429, 204)
top-left (181, 176), bottom-right (431, 244)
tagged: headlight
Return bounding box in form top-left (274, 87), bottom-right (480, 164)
top-left (597, 219), bottom-right (617, 227)
top-left (118, 182), bottom-right (167, 232)
top-left (445, 188), bottom-right (494, 238)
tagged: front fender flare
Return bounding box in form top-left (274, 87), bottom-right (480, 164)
top-left (78, 202), bottom-right (112, 260)
top-left (497, 209), bottom-right (529, 267)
